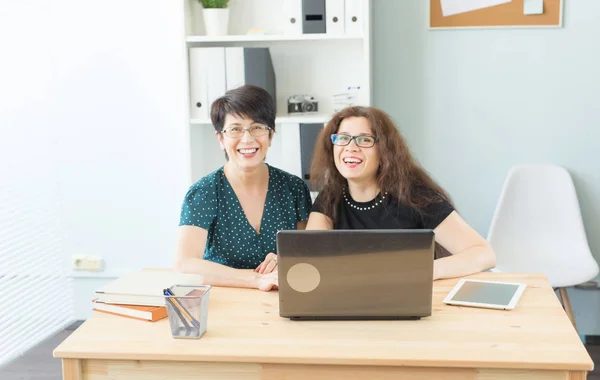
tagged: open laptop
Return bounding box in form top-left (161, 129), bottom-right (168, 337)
top-left (276, 229), bottom-right (435, 320)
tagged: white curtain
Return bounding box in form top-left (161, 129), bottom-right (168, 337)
top-left (0, 0), bottom-right (74, 368)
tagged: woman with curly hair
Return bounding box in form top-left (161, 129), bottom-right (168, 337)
top-left (307, 106), bottom-right (495, 280)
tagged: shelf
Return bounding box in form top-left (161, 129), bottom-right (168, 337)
top-left (276, 114), bottom-right (331, 123)
top-left (190, 114), bottom-right (331, 125)
top-left (186, 34), bottom-right (362, 45)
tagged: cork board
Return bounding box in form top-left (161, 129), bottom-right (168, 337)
top-left (429, 0), bottom-right (563, 29)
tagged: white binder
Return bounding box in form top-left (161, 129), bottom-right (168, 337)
top-left (204, 48), bottom-right (226, 116)
top-left (224, 47), bottom-right (245, 90)
top-left (189, 47), bottom-right (226, 121)
top-left (344, 0), bottom-right (362, 36)
top-left (189, 48), bottom-right (208, 120)
top-left (326, 0), bottom-right (345, 35)
top-left (266, 123), bottom-right (302, 179)
top-left (283, 0), bottom-right (302, 35)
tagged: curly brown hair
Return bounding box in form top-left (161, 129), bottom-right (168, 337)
top-left (310, 106), bottom-right (454, 225)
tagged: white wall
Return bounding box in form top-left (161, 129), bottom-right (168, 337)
top-left (0, 0), bottom-right (74, 368)
top-left (373, 0), bottom-right (600, 335)
top-left (0, 0), bottom-right (192, 321)
top-left (53, 0), bottom-right (192, 318)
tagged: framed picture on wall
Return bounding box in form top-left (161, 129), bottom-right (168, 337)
top-left (429, 0), bottom-right (564, 29)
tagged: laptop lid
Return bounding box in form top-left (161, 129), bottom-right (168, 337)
top-left (276, 229), bottom-right (435, 320)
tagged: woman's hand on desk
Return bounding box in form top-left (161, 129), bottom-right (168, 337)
top-left (256, 271), bottom-right (278, 292)
top-left (254, 253), bottom-right (278, 274)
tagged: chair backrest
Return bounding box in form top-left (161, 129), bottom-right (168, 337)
top-left (487, 164), bottom-right (599, 287)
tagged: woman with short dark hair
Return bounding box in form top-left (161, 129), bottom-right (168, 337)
top-left (175, 85), bottom-right (312, 291)
top-left (307, 106), bottom-right (495, 280)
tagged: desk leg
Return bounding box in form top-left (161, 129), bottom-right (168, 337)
top-left (568, 370), bottom-right (587, 380)
top-left (62, 359), bottom-right (82, 380)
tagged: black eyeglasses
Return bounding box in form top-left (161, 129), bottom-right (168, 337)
top-left (331, 133), bottom-right (377, 148)
top-left (221, 125), bottom-right (270, 138)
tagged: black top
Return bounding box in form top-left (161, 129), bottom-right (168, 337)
top-left (312, 189), bottom-right (454, 231)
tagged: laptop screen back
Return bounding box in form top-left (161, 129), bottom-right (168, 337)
top-left (276, 229), bottom-right (435, 319)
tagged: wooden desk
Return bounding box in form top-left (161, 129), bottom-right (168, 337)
top-left (53, 272), bottom-right (594, 379)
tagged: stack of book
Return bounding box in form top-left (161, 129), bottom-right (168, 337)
top-left (92, 300), bottom-right (168, 322)
top-left (91, 270), bottom-right (204, 322)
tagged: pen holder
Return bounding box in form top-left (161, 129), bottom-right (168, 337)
top-left (164, 284), bottom-right (211, 339)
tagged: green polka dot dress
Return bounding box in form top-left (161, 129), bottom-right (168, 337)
top-left (179, 164), bottom-right (312, 269)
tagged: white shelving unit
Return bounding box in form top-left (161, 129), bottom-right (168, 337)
top-left (186, 34), bottom-right (363, 44)
top-left (182, 0), bottom-right (372, 183)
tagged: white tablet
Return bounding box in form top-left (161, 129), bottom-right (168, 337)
top-left (443, 279), bottom-right (527, 310)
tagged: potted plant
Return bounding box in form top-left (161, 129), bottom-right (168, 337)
top-left (199, 0), bottom-right (230, 36)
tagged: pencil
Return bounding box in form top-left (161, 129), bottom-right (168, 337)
top-left (164, 288), bottom-right (200, 329)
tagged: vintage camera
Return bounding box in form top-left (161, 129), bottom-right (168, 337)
top-left (287, 95), bottom-right (319, 114)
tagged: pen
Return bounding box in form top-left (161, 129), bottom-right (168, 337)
top-left (165, 298), bottom-right (191, 330)
top-left (164, 288), bottom-right (201, 329)
top-left (163, 289), bottom-right (192, 330)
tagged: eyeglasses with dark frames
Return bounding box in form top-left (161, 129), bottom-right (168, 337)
top-left (331, 133), bottom-right (377, 148)
top-left (221, 125), bottom-right (271, 139)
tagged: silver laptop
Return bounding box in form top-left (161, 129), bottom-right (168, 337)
top-left (276, 229), bottom-right (435, 320)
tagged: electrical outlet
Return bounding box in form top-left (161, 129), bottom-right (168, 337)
top-left (72, 255), bottom-right (105, 271)
top-left (71, 255), bottom-right (85, 269)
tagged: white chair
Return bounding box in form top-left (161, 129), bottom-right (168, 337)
top-left (487, 164), bottom-right (599, 329)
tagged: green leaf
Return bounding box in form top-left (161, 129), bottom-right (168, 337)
top-left (198, 0), bottom-right (229, 8)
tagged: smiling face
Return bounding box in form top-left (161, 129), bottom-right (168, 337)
top-left (217, 113), bottom-right (272, 171)
top-left (333, 116), bottom-right (380, 184)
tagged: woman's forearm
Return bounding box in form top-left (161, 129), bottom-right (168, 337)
top-left (176, 257), bottom-right (260, 289)
top-left (433, 244), bottom-right (496, 280)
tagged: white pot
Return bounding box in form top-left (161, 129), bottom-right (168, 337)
top-left (203, 8), bottom-right (229, 36)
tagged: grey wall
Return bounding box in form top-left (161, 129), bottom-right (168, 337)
top-left (372, 1), bottom-right (600, 334)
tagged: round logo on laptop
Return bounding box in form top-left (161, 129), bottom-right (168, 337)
top-left (286, 263), bottom-right (320, 293)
